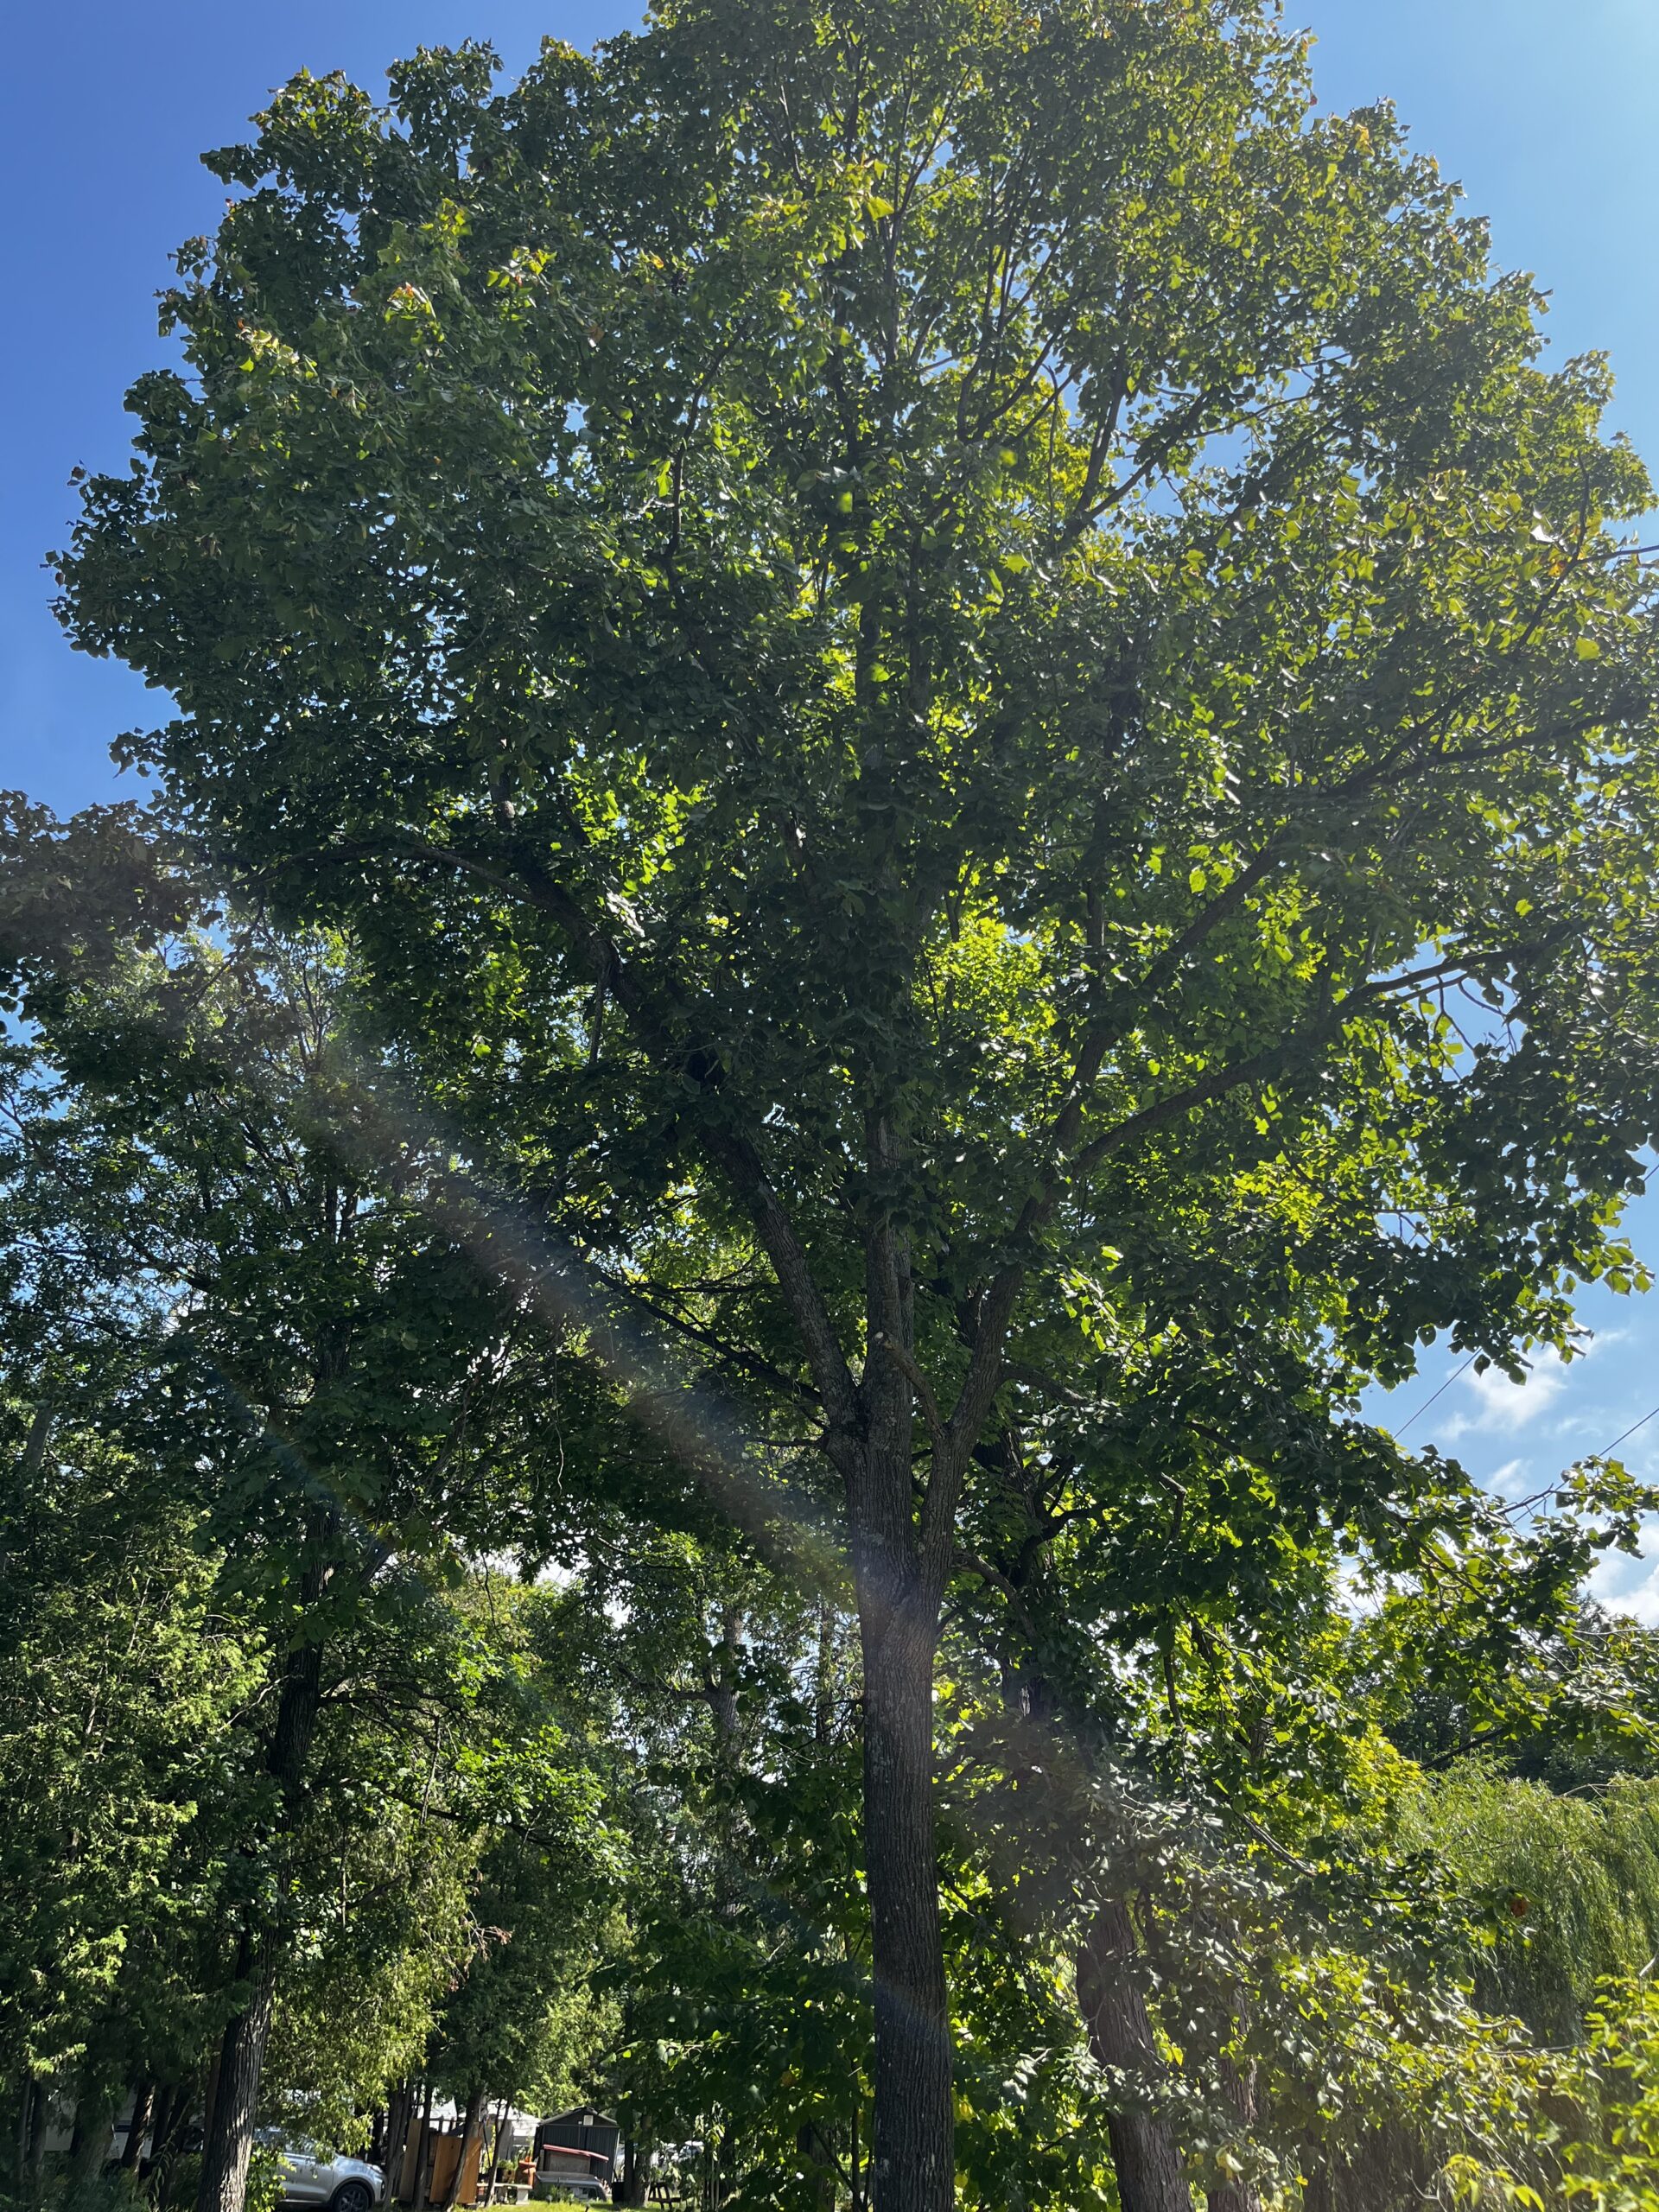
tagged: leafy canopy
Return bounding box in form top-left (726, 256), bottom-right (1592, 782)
top-left (55, 0), bottom-right (1659, 1687)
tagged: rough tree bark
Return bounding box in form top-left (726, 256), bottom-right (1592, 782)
top-left (193, 1947), bottom-right (278, 2212)
top-left (1076, 1899), bottom-right (1192, 2212)
top-left (837, 1104), bottom-right (1011, 2212)
top-left (194, 1589), bottom-right (325, 2212)
top-left (857, 1597), bottom-right (953, 2212)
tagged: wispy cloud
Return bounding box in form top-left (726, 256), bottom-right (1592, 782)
top-left (1440, 1352), bottom-right (1569, 1439)
top-left (1486, 1457), bottom-right (1533, 1499)
top-left (1591, 1535), bottom-right (1659, 1627)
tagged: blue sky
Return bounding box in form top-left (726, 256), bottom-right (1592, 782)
top-left (5, 1), bottom-right (1659, 1598)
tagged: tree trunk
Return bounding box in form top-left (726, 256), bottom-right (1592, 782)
top-left (706, 1603), bottom-right (742, 1749)
top-left (795, 2126), bottom-right (836, 2212)
top-left (1076, 1898), bottom-right (1190, 2212)
top-left (1207, 2051), bottom-right (1261, 2212)
top-left (194, 1607), bottom-right (324, 2212)
top-left (148, 2078), bottom-right (194, 2195)
top-left (25, 2077), bottom-right (48, 2194)
top-left (813, 1600), bottom-right (835, 1745)
top-left (194, 1959), bottom-right (278, 2212)
top-left (385, 2083), bottom-right (415, 2203)
top-left (442, 2088), bottom-right (486, 2210)
top-left (859, 1606), bottom-right (952, 2212)
top-left (411, 2082), bottom-right (435, 2212)
top-left (119, 2081), bottom-right (155, 2171)
top-left (70, 2079), bottom-right (118, 2183)
top-left (15, 2075), bottom-right (36, 2198)
top-left (617, 2133), bottom-right (651, 2208)
top-left (481, 2101), bottom-right (507, 2206)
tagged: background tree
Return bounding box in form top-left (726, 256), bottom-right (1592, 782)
top-left (0, 856), bottom-right (613, 2212)
top-left (0, 1389), bottom-right (264, 2202)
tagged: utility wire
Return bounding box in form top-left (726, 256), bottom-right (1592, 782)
top-left (1394, 1353), bottom-right (1478, 1440)
top-left (1394, 1358), bottom-right (1659, 1461)
top-left (1599, 1400), bottom-right (1659, 1459)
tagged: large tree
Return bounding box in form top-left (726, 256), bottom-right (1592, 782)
top-left (54, 2), bottom-right (1659, 2204)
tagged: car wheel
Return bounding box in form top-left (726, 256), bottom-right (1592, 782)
top-left (331, 2183), bottom-right (375, 2212)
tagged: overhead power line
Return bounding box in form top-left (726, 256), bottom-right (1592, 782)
top-left (1394, 1354), bottom-right (1478, 1440)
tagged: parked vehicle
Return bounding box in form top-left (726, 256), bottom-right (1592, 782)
top-left (257, 2129), bottom-right (385, 2212)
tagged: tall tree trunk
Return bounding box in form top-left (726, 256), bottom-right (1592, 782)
top-left (859, 1602), bottom-right (952, 2212)
top-left (70, 2076), bottom-right (118, 2183)
top-left (481, 2101), bottom-right (508, 2206)
top-left (1207, 2050), bottom-right (1261, 2212)
top-left (119, 2081), bottom-right (155, 2171)
top-left (617, 2133), bottom-right (652, 2209)
top-left (411, 2082), bottom-right (435, 2212)
top-left (1076, 1898), bottom-right (1190, 2212)
top-left (442, 2088), bottom-right (486, 2210)
top-left (385, 2083), bottom-right (415, 2203)
top-left (844, 1139), bottom-right (963, 2212)
top-left (194, 1957), bottom-right (278, 2212)
top-left (25, 2077), bottom-right (48, 2194)
top-left (707, 1604), bottom-right (742, 1750)
top-left (145, 2079), bottom-right (193, 2195)
top-left (194, 1605), bottom-right (325, 2212)
top-left (15, 2076), bottom-right (37, 2199)
top-left (813, 1600), bottom-right (836, 1745)
top-left (795, 2126), bottom-right (836, 2212)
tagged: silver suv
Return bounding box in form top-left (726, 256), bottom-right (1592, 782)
top-left (257, 2130), bottom-right (385, 2212)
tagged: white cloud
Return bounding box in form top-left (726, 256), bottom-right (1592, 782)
top-left (1446, 1352), bottom-right (1569, 1436)
top-left (1591, 1535), bottom-right (1659, 1626)
top-left (1486, 1458), bottom-right (1533, 1499)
